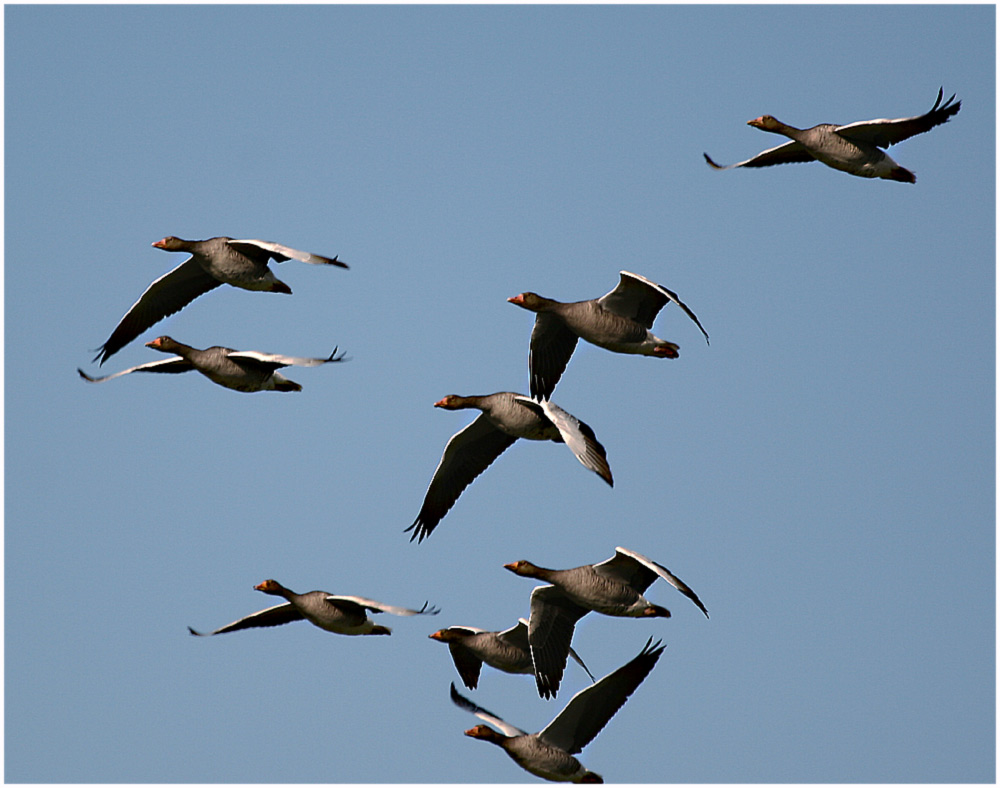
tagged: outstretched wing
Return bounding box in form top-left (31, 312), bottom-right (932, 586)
top-left (532, 398), bottom-right (613, 487)
top-left (227, 239), bottom-right (348, 268)
top-left (601, 271), bottom-right (710, 343)
top-left (225, 347), bottom-right (347, 371)
top-left (326, 595), bottom-right (440, 617)
top-left (594, 547), bottom-right (709, 618)
top-left (447, 638), bottom-right (487, 690)
top-left (406, 415), bottom-right (518, 542)
top-left (527, 313), bottom-right (580, 401)
top-left (78, 356), bottom-right (193, 382)
top-left (704, 140), bottom-right (815, 170)
top-left (94, 258), bottom-right (221, 364)
top-left (508, 617), bottom-right (594, 683)
top-left (835, 88), bottom-right (961, 149)
top-left (187, 602), bottom-right (303, 636)
top-left (538, 638), bottom-right (665, 754)
top-left (527, 584), bottom-right (591, 699)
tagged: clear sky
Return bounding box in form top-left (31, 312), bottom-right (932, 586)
top-left (5, 3), bottom-right (995, 784)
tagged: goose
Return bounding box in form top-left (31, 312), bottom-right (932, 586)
top-left (450, 637), bottom-right (665, 783)
top-left (188, 579), bottom-right (439, 637)
top-left (93, 236), bottom-right (347, 364)
top-left (703, 87), bottom-right (961, 183)
top-left (505, 546), bottom-right (707, 698)
top-left (406, 393), bottom-right (613, 543)
top-left (78, 336), bottom-right (345, 392)
top-left (508, 271), bottom-right (709, 400)
top-left (430, 618), bottom-right (594, 691)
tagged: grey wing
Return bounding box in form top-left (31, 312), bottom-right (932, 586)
top-left (78, 356), bottom-right (193, 382)
top-left (449, 643), bottom-right (486, 690)
top-left (703, 139), bottom-right (815, 170)
top-left (327, 595), bottom-right (440, 617)
top-left (528, 585), bottom-right (591, 699)
top-left (535, 399), bottom-right (613, 487)
top-left (500, 619), bottom-right (531, 651)
top-left (538, 638), bottom-right (665, 754)
top-left (596, 271), bottom-right (668, 327)
top-left (94, 258), bottom-right (222, 364)
top-left (602, 271), bottom-right (710, 343)
top-left (450, 683), bottom-right (527, 738)
top-left (599, 547), bottom-right (709, 618)
top-left (406, 415), bottom-right (518, 542)
top-left (835, 88), bottom-right (961, 149)
top-left (591, 549), bottom-right (658, 592)
top-left (225, 347), bottom-right (347, 370)
top-left (527, 312), bottom-right (579, 401)
top-left (187, 602), bottom-right (303, 635)
top-left (227, 239), bottom-right (348, 269)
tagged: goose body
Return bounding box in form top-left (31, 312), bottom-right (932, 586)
top-left (704, 88), bottom-right (961, 182)
top-left (79, 336), bottom-right (345, 392)
top-left (188, 579), bottom-right (438, 637)
top-left (430, 618), bottom-right (594, 690)
top-left (93, 236), bottom-right (347, 364)
top-left (406, 393), bottom-right (613, 543)
top-left (450, 638), bottom-right (665, 783)
top-left (506, 547), bottom-right (707, 698)
top-left (509, 271), bottom-right (708, 401)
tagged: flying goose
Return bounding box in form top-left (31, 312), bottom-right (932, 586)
top-left (188, 579), bottom-right (438, 637)
top-left (704, 87), bottom-right (961, 182)
top-left (508, 270), bottom-right (709, 400)
top-left (79, 336), bottom-right (345, 392)
top-left (406, 393), bottom-right (613, 543)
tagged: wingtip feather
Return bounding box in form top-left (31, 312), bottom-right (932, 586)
top-left (703, 152), bottom-right (725, 169)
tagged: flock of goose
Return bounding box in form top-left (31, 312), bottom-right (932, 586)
top-left (80, 88), bottom-right (959, 783)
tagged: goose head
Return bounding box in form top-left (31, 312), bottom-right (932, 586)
top-left (507, 292), bottom-right (556, 312)
top-left (254, 579), bottom-right (287, 596)
top-left (151, 236), bottom-right (188, 251)
top-left (464, 725), bottom-right (507, 744)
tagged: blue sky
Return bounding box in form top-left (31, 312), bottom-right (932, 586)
top-left (5, 4), bottom-right (995, 784)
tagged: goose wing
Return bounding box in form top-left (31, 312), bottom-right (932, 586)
top-left (511, 617), bottom-right (594, 682)
top-left (450, 683), bottom-right (527, 738)
top-left (406, 414), bottom-right (518, 542)
top-left (326, 595), bottom-right (440, 617)
top-left (528, 584), bottom-right (591, 699)
top-left (94, 258), bottom-right (222, 364)
top-left (703, 139), bottom-right (815, 170)
top-left (225, 347), bottom-right (347, 371)
top-left (593, 547), bottom-right (709, 618)
top-left (78, 356), bottom-right (193, 382)
top-left (187, 602), bottom-right (303, 635)
top-left (599, 271), bottom-right (709, 343)
top-left (538, 638), bottom-right (665, 754)
top-left (532, 398), bottom-right (613, 487)
top-left (500, 619), bottom-right (531, 650)
top-left (226, 239), bottom-right (348, 268)
top-left (527, 312), bottom-right (580, 401)
top-left (834, 88), bottom-right (961, 149)
top-left (446, 635), bottom-right (487, 690)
